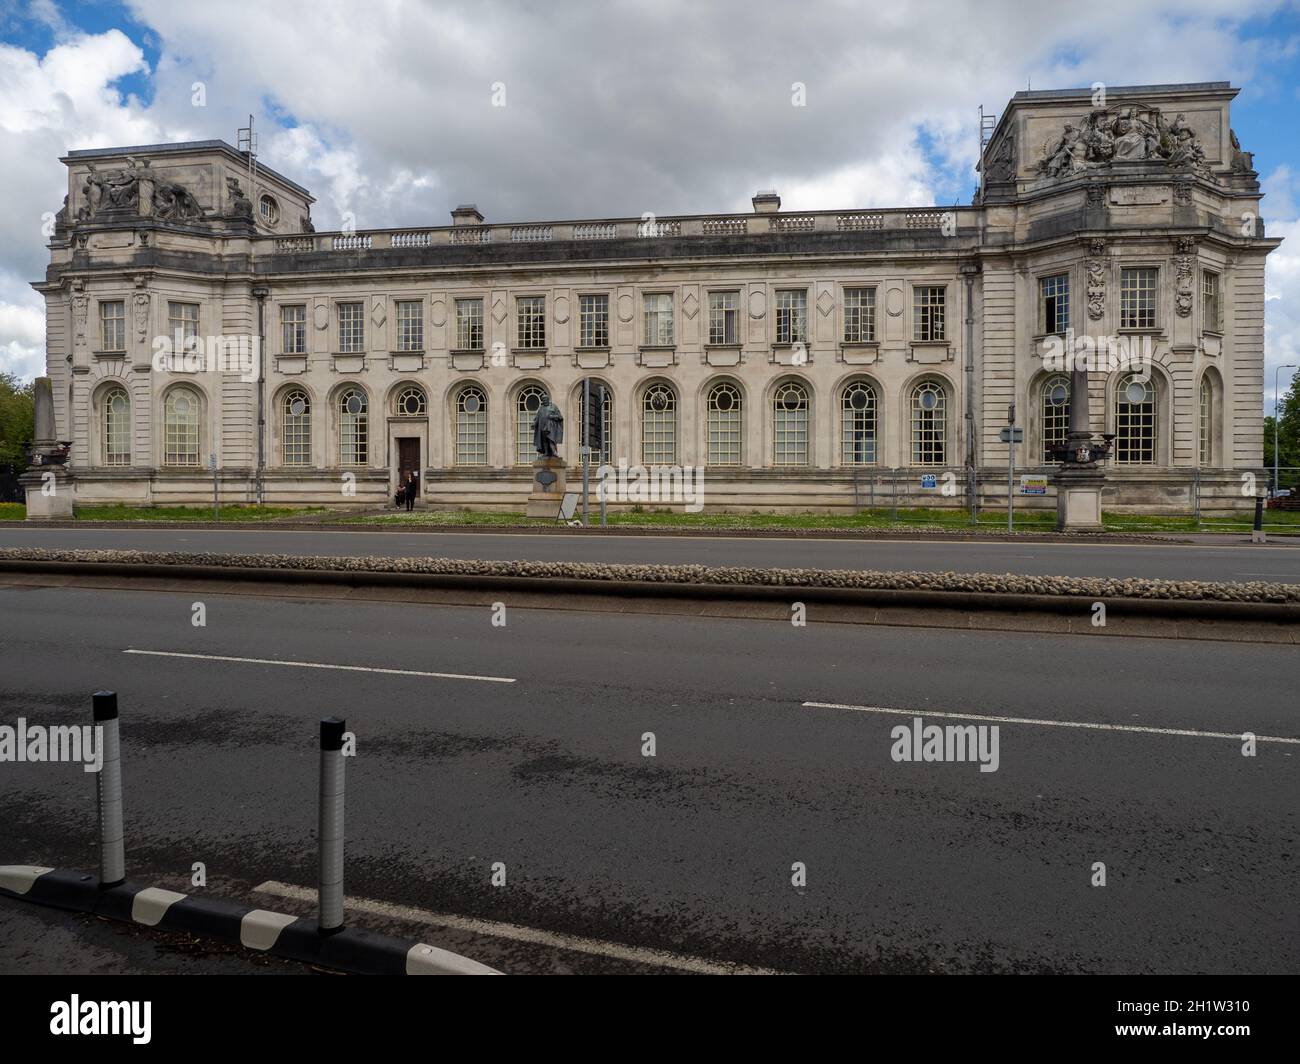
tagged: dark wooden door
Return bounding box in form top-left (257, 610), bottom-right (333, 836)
top-left (397, 438), bottom-right (420, 490)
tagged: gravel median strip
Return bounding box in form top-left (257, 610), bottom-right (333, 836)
top-left (1, 547), bottom-right (1297, 604)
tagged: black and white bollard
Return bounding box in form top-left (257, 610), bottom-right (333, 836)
top-left (92, 690), bottom-right (125, 888)
top-left (318, 717), bottom-right (346, 934)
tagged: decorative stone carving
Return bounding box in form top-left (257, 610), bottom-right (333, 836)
top-left (1175, 238), bottom-right (1195, 317)
top-left (1173, 180), bottom-right (1193, 206)
top-left (224, 177), bottom-right (254, 220)
top-left (1230, 129), bottom-right (1254, 174)
top-left (1036, 104), bottom-right (1212, 179)
top-left (1085, 243), bottom-right (1106, 321)
top-left (133, 290), bottom-right (150, 341)
top-left (152, 180), bottom-right (204, 222)
top-left (71, 281), bottom-right (88, 347)
top-left (1085, 183), bottom-right (1107, 209)
top-left (985, 135), bottom-right (1016, 182)
top-left (301, 214), bottom-right (315, 234)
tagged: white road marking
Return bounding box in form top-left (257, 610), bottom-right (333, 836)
top-left (123, 649), bottom-right (515, 684)
top-left (252, 880), bottom-right (782, 975)
top-left (802, 702), bottom-right (1300, 744)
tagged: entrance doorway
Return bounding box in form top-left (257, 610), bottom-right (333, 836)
top-left (396, 437), bottom-right (421, 499)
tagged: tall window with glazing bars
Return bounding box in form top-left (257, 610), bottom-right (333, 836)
top-left (1039, 274), bottom-right (1070, 334)
top-left (579, 294), bottom-right (609, 347)
top-left (337, 302), bottom-right (364, 352)
top-left (396, 300), bottom-right (423, 351)
top-left (913, 286), bottom-right (945, 342)
top-left (776, 290), bottom-right (807, 345)
top-left (843, 288), bottom-right (875, 343)
top-left (281, 304), bottom-right (306, 354)
top-left (457, 298), bottom-right (484, 350)
top-left (517, 295), bottom-right (546, 348)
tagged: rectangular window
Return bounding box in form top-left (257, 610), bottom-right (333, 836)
top-left (775, 289), bottom-right (808, 344)
top-left (99, 301), bottom-right (126, 351)
top-left (1120, 268), bottom-right (1157, 329)
top-left (167, 301), bottom-right (199, 344)
top-left (643, 293), bottom-right (674, 345)
top-left (337, 302), bottom-right (365, 352)
top-left (517, 295), bottom-right (546, 348)
top-left (456, 298), bottom-right (484, 350)
top-left (1201, 271), bottom-right (1221, 332)
top-left (913, 286), bottom-right (946, 342)
top-left (579, 294), bottom-right (609, 347)
top-left (395, 300), bottom-right (423, 351)
top-left (708, 291), bottom-right (738, 345)
top-left (1039, 273), bottom-right (1070, 334)
top-left (281, 305), bottom-right (306, 354)
top-left (843, 287), bottom-right (876, 343)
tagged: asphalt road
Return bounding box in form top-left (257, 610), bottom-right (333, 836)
top-left (1, 582), bottom-right (1295, 974)
top-left (2, 525), bottom-right (1299, 583)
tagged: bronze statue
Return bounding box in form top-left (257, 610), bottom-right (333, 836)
top-left (532, 399), bottom-right (564, 458)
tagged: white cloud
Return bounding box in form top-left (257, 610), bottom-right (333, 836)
top-left (0, 0), bottom-right (1295, 394)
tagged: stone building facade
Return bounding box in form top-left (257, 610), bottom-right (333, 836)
top-left (35, 82), bottom-right (1280, 513)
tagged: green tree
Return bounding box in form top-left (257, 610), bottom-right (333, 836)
top-left (1264, 372), bottom-right (1300, 484)
top-left (0, 372), bottom-right (35, 468)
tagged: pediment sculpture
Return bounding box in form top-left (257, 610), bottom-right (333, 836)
top-left (75, 156), bottom-right (205, 223)
top-left (1036, 105), bottom-right (1213, 179)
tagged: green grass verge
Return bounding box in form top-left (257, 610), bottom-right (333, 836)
top-left (0, 503), bottom-right (325, 522)
top-left (348, 505), bottom-right (1300, 534)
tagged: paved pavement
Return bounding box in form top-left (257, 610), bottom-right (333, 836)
top-left (2, 525), bottom-right (1299, 582)
top-left (1, 582), bottom-right (1295, 974)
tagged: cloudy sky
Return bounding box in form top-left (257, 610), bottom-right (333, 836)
top-left (1, 0), bottom-right (1297, 408)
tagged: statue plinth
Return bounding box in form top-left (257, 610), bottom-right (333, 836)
top-left (1054, 464), bottom-right (1106, 532)
top-left (525, 456), bottom-right (567, 518)
top-left (20, 466), bottom-right (74, 520)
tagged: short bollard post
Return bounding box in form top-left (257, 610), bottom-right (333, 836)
top-left (318, 717), bottom-right (346, 934)
top-left (1252, 494), bottom-right (1267, 544)
top-left (93, 691), bottom-right (125, 888)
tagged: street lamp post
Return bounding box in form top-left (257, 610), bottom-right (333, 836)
top-left (1275, 363), bottom-right (1298, 499)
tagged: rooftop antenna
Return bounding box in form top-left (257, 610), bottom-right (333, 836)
top-left (236, 113), bottom-right (258, 204)
top-left (978, 104), bottom-right (997, 198)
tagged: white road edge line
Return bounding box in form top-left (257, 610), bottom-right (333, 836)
top-left (802, 702), bottom-right (1300, 744)
top-left (251, 880), bottom-right (782, 975)
top-left (123, 649), bottom-right (515, 684)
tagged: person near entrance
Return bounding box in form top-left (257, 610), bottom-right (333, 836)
top-left (404, 470), bottom-right (419, 511)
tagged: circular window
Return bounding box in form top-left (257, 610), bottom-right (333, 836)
top-left (849, 388), bottom-right (869, 411)
top-left (918, 388), bottom-right (938, 412)
top-left (259, 195), bottom-right (279, 225)
top-left (173, 395), bottom-right (191, 416)
top-left (462, 391), bottom-right (481, 415)
top-left (109, 393), bottom-right (128, 415)
top-left (345, 393), bottom-right (364, 416)
top-left (1125, 379), bottom-right (1151, 405)
top-left (288, 395), bottom-right (307, 416)
top-left (523, 391), bottom-right (545, 413)
top-left (1048, 383), bottom-right (1069, 407)
top-left (396, 387), bottom-right (427, 417)
top-left (714, 389), bottom-right (734, 412)
top-left (649, 388), bottom-right (669, 411)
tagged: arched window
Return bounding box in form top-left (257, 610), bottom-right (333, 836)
top-left (910, 381), bottom-right (947, 466)
top-left (1199, 376), bottom-right (1213, 467)
top-left (706, 382), bottom-right (743, 466)
top-left (840, 380), bottom-right (877, 466)
top-left (516, 384), bottom-right (548, 465)
top-left (576, 382), bottom-right (613, 467)
top-left (339, 388), bottom-right (368, 466)
top-left (394, 385), bottom-right (427, 417)
top-left (641, 383), bottom-right (677, 465)
top-left (1041, 375), bottom-right (1070, 463)
top-left (772, 380), bottom-right (810, 466)
top-left (163, 388), bottom-right (200, 466)
top-left (456, 385), bottom-right (488, 466)
top-left (282, 389), bottom-right (310, 467)
top-left (1115, 374), bottom-right (1156, 465)
top-left (102, 386), bottom-right (130, 467)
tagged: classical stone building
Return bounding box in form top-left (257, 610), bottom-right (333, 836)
top-left (35, 81), bottom-right (1280, 513)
